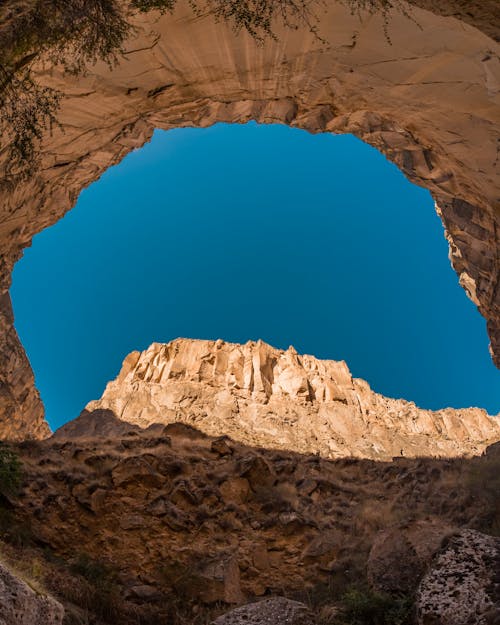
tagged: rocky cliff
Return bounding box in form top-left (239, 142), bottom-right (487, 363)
top-left (0, 0), bottom-right (499, 440)
top-left (82, 338), bottom-right (500, 460)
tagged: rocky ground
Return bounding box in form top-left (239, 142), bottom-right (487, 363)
top-left (1, 413), bottom-right (499, 624)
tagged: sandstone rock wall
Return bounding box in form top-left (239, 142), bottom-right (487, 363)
top-left (0, 1), bottom-right (499, 438)
top-left (85, 338), bottom-right (500, 460)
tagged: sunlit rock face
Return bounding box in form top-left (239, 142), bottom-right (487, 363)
top-left (0, 1), bottom-right (499, 439)
top-left (85, 339), bottom-right (500, 460)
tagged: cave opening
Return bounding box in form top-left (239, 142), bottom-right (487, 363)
top-left (10, 122), bottom-right (500, 430)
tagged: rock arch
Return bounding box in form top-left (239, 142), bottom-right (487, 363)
top-left (0, 1), bottom-right (498, 438)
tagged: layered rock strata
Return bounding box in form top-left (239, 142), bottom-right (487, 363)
top-left (84, 339), bottom-right (500, 460)
top-left (0, 0), bottom-right (499, 439)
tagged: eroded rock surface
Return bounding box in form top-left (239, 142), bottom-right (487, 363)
top-left (85, 338), bottom-right (500, 460)
top-left (212, 597), bottom-right (314, 625)
top-left (416, 530), bottom-right (500, 625)
top-left (0, 1), bottom-right (499, 439)
top-left (0, 560), bottom-right (64, 625)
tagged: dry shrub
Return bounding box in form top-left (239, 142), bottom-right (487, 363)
top-left (465, 448), bottom-right (500, 535)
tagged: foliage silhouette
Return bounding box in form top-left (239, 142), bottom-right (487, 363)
top-left (0, 0), bottom-right (414, 177)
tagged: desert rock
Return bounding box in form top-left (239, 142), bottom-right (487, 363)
top-left (85, 338), bottom-right (500, 461)
top-left (367, 519), bottom-right (455, 594)
top-left (7, 414), bottom-right (499, 621)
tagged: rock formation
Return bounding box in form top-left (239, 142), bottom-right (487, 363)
top-left (416, 529), bottom-right (500, 625)
top-left (0, 559), bottom-right (64, 625)
top-left (83, 338), bottom-right (500, 460)
top-left (0, 0), bottom-right (499, 439)
top-left (212, 597), bottom-right (314, 625)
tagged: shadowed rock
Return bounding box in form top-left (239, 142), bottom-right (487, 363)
top-left (0, 560), bottom-right (64, 625)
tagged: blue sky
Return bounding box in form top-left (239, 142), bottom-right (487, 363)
top-left (11, 123), bottom-right (500, 430)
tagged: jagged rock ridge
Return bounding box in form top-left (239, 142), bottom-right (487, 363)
top-left (84, 338), bottom-right (500, 460)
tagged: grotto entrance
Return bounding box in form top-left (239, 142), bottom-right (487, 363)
top-left (10, 123), bottom-right (500, 431)
top-left (0, 0), bottom-right (498, 439)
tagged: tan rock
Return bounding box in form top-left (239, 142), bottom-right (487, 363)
top-left (13, 420), bottom-right (500, 616)
top-left (84, 338), bottom-right (500, 460)
top-left (0, 1), bottom-right (499, 440)
top-left (189, 553), bottom-right (244, 604)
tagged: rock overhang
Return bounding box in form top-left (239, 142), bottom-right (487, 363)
top-left (0, 0), bottom-right (499, 439)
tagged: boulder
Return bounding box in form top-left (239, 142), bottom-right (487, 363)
top-left (416, 529), bottom-right (500, 625)
top-left (187, 553), bottom-right (244, 604)
top-left (0, 560), bottom-right (64, 625)
top-left (212, 597), bottom-right (315, 625)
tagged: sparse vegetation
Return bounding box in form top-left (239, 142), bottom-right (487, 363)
top-left (465, 446), bottom-right (500, 535)
top-left (1, 430), bottom-right (498, 624)
top-left (132, 0), bottom-right (325, 42)
top-left (70, 552), bottom-right (114, 585)
top-left (0, 442), bottom-right (22, 497)
top-left (338, 588), bottom-right (413, 625)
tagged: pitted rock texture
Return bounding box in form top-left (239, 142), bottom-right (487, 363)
top-left (85, 338), bottom-right (500, 460)
top-left (416, 529), bottom-right (500, 625)
top-left (212, 597), bottom-right (314, 625)
top-left (0, 1), bottom-right (499, 439)
top-left (0, 560), bottom-right (64, 625)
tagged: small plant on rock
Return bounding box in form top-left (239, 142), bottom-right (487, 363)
top-left (0, 442), bottom-right (22, 497)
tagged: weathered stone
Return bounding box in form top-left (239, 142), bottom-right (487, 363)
top-left (367, 520), bottom-right (454, 594)
top-left (219, 477), bottom-right (251, 505)
top-left (211, 437), bottom-right (234, 457)
top-left (85, 339), bottom-right (500, 460)
top-left (0, 560), bottom-right (64, 625)
top-left (111, 456), bottom-right (163, 488)
top-left (416, 529), bottom-right (500, 625)
top-left (120, 513), bottom-right (147, 530)
top-left (189, 553), bottom-right (244, 604)
top-left (0, 2), bottom-right (499, 440)
top-left (212, 597), bottom-right (315, 625)
top-left (128, 584), bottom-right (161, 601)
